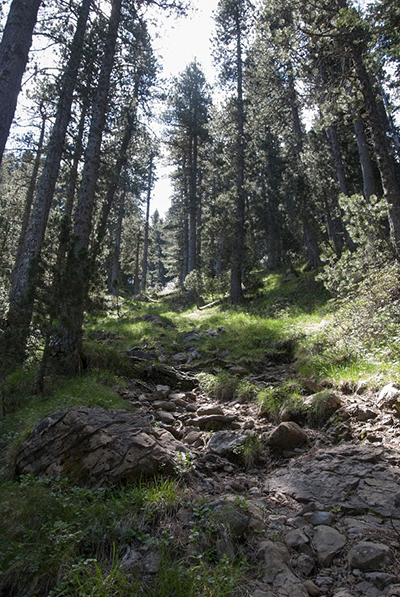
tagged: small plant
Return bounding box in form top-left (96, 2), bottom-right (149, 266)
top-left (197, 371), bottom-right (239, 401)
top-left (234, 435), bottom-right (263, 470)
top-left (236, 380), bottom-right (258, 402)
top-left (138, 476), bottom-right (181, 517)
top-left (174, 451), bottom-right (195, 476)
top-left (50, 551), bottom-right (133, 597)
top-left (257, 380), bottom-right (305, 422)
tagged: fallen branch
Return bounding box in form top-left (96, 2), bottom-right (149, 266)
top-left (198, 295), bottom-right (230, 310)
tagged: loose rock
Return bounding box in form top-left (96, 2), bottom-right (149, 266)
top-left (376, 383), bottom-right (400, 410)
top-left (208, 430), bottom-right (249, 458)
top-left (348, 541), bottom-right (394, 571)
top-left (313, 525), bottom-right (346, 566)
top-left (266, 421), bottom-right (308, 449)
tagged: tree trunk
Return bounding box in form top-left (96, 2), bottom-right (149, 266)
top-left (134, 232), bottom-right (141, 295)
top-left (354, 117), bottom-right (378, 201)
top-left (92, 99), bottom-right (138, 260)
top-left (287, 72), bottom-right (321, 269)
top-left (49, 0), bottom-right (121, 368)
top-left (4, 0), bottom-right (92, 368)
top-left (109, 192), bottom-right (125, 294)
top-left (350, 36), bottom-right (400, 256)
top-left (263, 180), bottom-right (282, 271)
top-left (326, 125), bottom-right (348, 195)
top-left (53, 90), bottom-right (90, 283)
top-left (230, 10), bottom-right (245, 304)
top-left (0, 0), bottom-right (42, 165)
top-left (181, 207), bottom-right (189, 289)
top-left (11, 105), bottom-right (46, 285)
top-left (140, 154), bottom-right (153, 293)
top-left (216, 234), bottom-right (224, 277)
top-left (188, 135), bottom-right (198, 273)
top-left (380, 85), bottom-right (400, 157)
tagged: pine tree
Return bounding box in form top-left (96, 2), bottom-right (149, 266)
top-left (0, 0), bottom-right (42, 165)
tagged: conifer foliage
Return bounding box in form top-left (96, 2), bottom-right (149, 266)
top-left (0, 0), bottom-right (399, 380)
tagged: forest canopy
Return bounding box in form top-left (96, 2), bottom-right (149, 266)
top-left (0, 0), bottom-right (399, 379)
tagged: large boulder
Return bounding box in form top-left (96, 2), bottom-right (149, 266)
top-left (15, 407), bottom-right (187, 487)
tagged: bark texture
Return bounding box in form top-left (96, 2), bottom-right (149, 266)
top-left (0, 0), bottom-right (42, 165)
top-left (49, 0), bottom-right (122, 367)
top-left (230, 7), bottom-right (245, 304)
top-left (4, 0), bottom-right (92, 367)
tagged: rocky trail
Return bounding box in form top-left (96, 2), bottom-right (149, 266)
top-left (16, 322), bottom-right (400, 597)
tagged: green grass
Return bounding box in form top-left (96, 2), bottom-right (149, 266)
top-left (257, 379), bottom-right (306, 421)
top-left (0, 475), bottom-right (185, 596)
top-left (51, 551), bottom-right (247, 597)
top-left (0, 475), bottom-right (247, 597)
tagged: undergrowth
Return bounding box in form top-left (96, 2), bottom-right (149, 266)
top-left (0, 475), bottom-right (247, 597)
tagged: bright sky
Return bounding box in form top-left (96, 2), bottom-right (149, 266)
top-left (148, 0), bottom-right (220, 219)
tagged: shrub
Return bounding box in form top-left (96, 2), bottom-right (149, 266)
top-left (257, 380), bottom-right (306, 421)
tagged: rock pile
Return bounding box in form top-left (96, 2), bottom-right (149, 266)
top-left (14, 376), bottom-right (400, 596)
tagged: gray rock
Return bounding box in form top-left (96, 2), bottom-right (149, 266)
top-left (120, 547), bottom-right (142, 570)
top-left (209, 499), bottom-right (250, 537)
top-left (252, 588), bottom-right (275, 597)
top-left (169, 392), bottom-right (187, 402)
top-left (303, 390), bottom-right (342, 423)
top-left (386, 585), bottom-right (400, 596)
top-left (15, 407), bottom-right (187, 486)
top-left (154, 385), bottom-right (171, 398)
top-left (348, 541), bottom-right (394, 571)
top-left (208, 430), bottom-right (248, 457)
top-left (156, 410), bottom-right (175, 424)
top-left (314, 575), bottom-right (334, 588)
top-left (134, 314), bottom-right (168, 327)
top-left (172, 352), bottom-right (188, 362)
top-left (285, 529), bottom-right (309, 550)
top-left (354, 581), bottom-right (382, 596)
top-left (153, 400), bottom-right (176, 411)
top-left (303, 579), bottom-right (322, 596)
top-left (259, 540), bottom-right (309, 597)
top-left (313, 525), bottom-right (346, 566)
top-left (355, 408), bottom-right (378, 422)
top-left (265, 444), bottom-right (400, 518)
top-left (332, 589), bottom-right (356, 597)
top-left (247, 501), bottom-right (265, 532)
top-left (365, 572), bottom-right (399, 589)
top-left (197, 405), bottom-right (224, 417)
top-left (185, 404), bottom-right (198, 413)
top-left (266, 421), bottom-right (308, 449)
top-left (187, 414), bottom-right (237, 430)
top-left (377, 383), bottom-right (400, 409)
top-left (184, 430), bottom-right (202, 445)
top-left (303, 511), bottom-right (334, 526)
top-left (297, 554), bottom-right (315, 576)
top-left (180, 330), bottom-right (201, 343)
top-left (142, 550), bottom-right (162, 574)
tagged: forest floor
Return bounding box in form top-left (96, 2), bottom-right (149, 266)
top-left (1, 272), bottom-right (400, 597)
